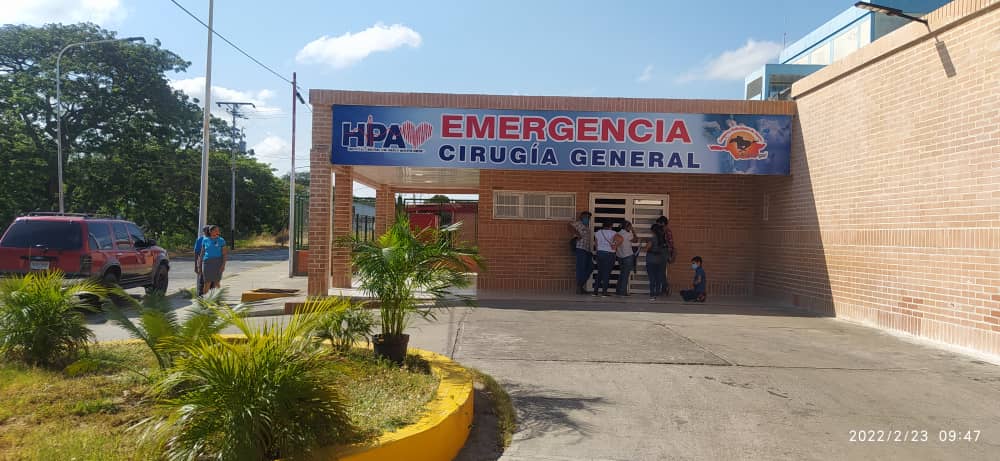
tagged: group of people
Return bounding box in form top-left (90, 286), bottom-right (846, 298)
top-left (193, 224), bottom-right (228, 295)
top-left (570, 211), bottom-right (706, 303)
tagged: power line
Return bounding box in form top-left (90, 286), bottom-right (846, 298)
top-left (166, 0), bottom-right (303, 92)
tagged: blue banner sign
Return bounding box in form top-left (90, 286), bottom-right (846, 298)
top-left (331, 105), bottom-right (791, 175)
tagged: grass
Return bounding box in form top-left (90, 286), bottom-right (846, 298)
top-left (468, 368), bottom-right (517, 448)
top-left (0, 342), bottom-right (439, 460)
top-left (159, 232), bottom-right (286, 256)
top-left (234, 232), bottom-right (286, 250)
top-left (329, 348), bottom-right (440, 439)
top-left (0, 343), bottom-right (158, 460)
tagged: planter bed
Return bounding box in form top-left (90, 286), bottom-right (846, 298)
top-left (0, 342), bottom-right (439, 460)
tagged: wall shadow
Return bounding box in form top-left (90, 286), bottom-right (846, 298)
top-left (462, 297), bottom-right (820, 317)
top-left (934, 39), bottom-right (957, 78)
top-left (751, 114), bottom-right (836, 317)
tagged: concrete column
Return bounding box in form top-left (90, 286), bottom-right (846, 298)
top-left (375, 184), bottom-right (396, 236)
top-left (307, 149), bottom-right (332, 296)
top-left (331, 166), bottom-right (354, 288)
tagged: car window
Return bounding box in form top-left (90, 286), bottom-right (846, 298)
top-left (113, 222), bottom-right (133, 250)
top-left (126, 223), bottom-right (146, 246)
top-left (0, 220), bottom-right (83, 250)
top-left (88, 222), bottom-right (114, 250)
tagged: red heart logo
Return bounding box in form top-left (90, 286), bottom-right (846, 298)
top-left (401, 121), bottom-right (433, 149)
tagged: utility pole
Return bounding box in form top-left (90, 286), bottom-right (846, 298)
top-left (216, 101), bottom-right (254, 250)
top-left (198, 0), bottom-right (214, 239)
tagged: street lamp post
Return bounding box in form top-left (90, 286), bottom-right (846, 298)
top-left (55, 36), bottom-right (144, 213)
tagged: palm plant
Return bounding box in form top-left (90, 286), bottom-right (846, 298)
top-left (0, 271), bottom-right (106, 367)
top-left (140, 305), bottom-right (354, 461)
top-left (309, 296), bottom-right (375, 353)
top-left (343, 214), bottom-right (482, 363)
top-left (106, 288), bottom-right (241, 370)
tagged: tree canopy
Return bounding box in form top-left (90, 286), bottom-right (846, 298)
top-left (0, 23), bottom-right (290, 243)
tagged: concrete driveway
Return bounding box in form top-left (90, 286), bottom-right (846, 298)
top-left (404, 297), bottom-right (1000, 461)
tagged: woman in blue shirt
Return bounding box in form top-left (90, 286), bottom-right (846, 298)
top-left (193, 225), bottom-right (211, 295)
top-left (201, 225), bottom-right (228, 294)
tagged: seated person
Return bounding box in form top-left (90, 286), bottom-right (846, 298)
top-left (681, 256), bottom-right (707, 302)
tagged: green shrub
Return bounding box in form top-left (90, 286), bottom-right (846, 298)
top-left (310, 297), bottom-right (375, 353)
top-left (341, 214), bottom-right (482, 362)
top-left (0, 271), bottom-right (106, 367)
top-left (107, 288), bottom-right (240, 370)
top-left (155, 232), bottom-right (195, 253)
top-left (140, 306), bottom-right (355, 460)
top-left (70, 398), bottom-right (119, 416)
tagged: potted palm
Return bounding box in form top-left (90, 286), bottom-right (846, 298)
top-left (343, 214), bottom-right (482, 364)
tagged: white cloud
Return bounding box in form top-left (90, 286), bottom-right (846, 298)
top-left (678, 39), bottom-right (783, 82)
top-left (169, 77), bottom-right (282, 117)
top-left (0, 0), bottom-right (126, 25)
top-left (636, 65), bottom-right (653, 83)
top-left (251, 135), bottom-right (289, 159)
top-left (296, 23), bottom-right (422, 69)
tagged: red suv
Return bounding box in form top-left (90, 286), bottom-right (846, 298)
top-left (0, 213), bottom-right (170, 293)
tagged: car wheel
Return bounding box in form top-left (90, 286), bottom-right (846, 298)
top-left (99, 269), bottom-right (128, 308)
top-left (147, 264), bottom-right (169, 295)
top-left (101, 270), bottom-right (120, 287)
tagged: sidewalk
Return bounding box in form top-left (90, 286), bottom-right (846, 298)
top-left (403, 300), bottom-right (1000, 461)
top-left (210, 261), bottom-right (307, 316)
top-left (107, 263), bottom-right (1000, 459)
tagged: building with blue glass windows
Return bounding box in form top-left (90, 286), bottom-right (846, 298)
top-left (745, 0), bottom-right (950, 100)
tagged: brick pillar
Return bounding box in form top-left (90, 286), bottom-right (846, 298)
top-left (307, 149), bottom-right (332, 296)
top-left (331, 166), bottom-right (354, 288)
top-left (375, 184), bottom-right (396, 236)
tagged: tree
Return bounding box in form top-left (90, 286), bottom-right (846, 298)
top-left (426, 194), bottom-right (450, 204)
top-left (0, 23), bottom-right (290, 243)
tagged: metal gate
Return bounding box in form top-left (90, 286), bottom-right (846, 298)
top-left (589, 193), bottom-right (669, 295)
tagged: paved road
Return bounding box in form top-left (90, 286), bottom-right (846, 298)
top-left (139, 247), bottom-right (288, 295)
top-left (93, 250), bottom-right (294, 340)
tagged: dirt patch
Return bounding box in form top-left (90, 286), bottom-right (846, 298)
top-left (454, 384), bottom-right (505, 461)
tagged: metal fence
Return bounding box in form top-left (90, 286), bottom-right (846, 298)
top-left (294, 194), bottom-right (309, 250)
top-left (293, 195), bottom-right (377, 248)
top-left (353, 213), bottom-right (375, 241)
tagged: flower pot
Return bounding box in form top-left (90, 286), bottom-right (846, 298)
top-left (373, 334), bottom-right (410, 364)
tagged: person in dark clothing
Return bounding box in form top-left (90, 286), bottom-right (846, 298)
top-left (569, 211), bottom-right (594, 294)
top-left (655, 216), bottom-right (675, 296)
top-left (681, 256), bottom-right (707, 302)
top-left (645, 223), bottom-right (669, 302)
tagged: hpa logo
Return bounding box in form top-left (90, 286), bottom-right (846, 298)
top-left (342, 115), bottom-right (433, 152)
top-left (708, 125), bottom-right (768, 160)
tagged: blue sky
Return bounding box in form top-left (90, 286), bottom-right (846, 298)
top-left (3, 0), bottom-right (854, 180)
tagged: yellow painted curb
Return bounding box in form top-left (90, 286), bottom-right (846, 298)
top-left (314, 348), bottom-right (475, 461)
top-left (240, 290), bottom-right (298, 302)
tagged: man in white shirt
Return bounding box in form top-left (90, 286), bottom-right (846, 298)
top-left (568, 211), bottom-right (594, 294)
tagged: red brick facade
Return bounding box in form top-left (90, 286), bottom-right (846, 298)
top-left (309, 0), bottom-right (999, 357)
top-left (476, 170), bottom-right (766, 295)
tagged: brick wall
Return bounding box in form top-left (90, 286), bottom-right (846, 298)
top-left (309, 90), bottom-right (793, 296)
top-left (478, 170), bottom-right (762, 295)
top-left (758, 0), bottom-right (1000, 356)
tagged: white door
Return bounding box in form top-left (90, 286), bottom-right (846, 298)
top-left (589, 194), bottom-right (669, 295)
